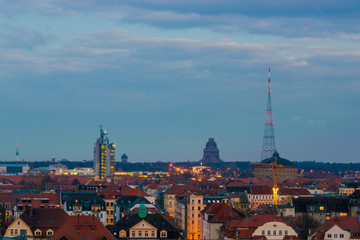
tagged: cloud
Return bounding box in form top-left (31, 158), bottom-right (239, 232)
top-left (307, 119), bottom-right (327, 125)
top-left (0, 23), bottom-right (47, 50)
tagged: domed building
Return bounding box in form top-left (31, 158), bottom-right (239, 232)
top-left (252, 152), bottom-right (298, 182)
top-left (199, 138), bottom-right (224, 163)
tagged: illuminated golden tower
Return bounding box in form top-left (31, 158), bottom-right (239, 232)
top-left (93, 126), bottom-right (116, 179)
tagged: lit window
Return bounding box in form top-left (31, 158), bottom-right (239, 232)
top-left (319, 206), bottom-right (324, 210)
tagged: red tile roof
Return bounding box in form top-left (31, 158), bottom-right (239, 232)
top-left (121, 185), bottom-right (149, 197)
top-left (279, 188), bottom-right (311, 196)
top-left (164, 184), bottom-right (198, 194)
top-left (20, 208), bottom-right (69, 237)
top-left (309, 217), bottom-right (360, 240)
top-left (223, 214), bottom-right (296, 239)
top-left (251, 186), bottom-right (273, 195)
top-left (50, 215), bottom-right (115, 240)
top-left (204, 203), bottom-right (244, 223)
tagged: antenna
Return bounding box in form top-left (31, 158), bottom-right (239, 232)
top-left (261, 67), bottom-right (276, 160)
top-left (16, 138), bottom-right (20, 163)
top-left (268, 67), bottom-right (271, 92)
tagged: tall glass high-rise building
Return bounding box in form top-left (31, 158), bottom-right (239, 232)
top-left (93, 126), bottom-right (115, 179)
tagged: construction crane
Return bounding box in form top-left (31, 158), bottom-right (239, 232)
top-left (251, 154), bottom-right (283, 205)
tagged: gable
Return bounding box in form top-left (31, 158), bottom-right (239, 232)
top-left (326, 224), bottom-right (348, 235)
top-left (131, 220), bottom-right (157, 231)
top-left (4, 218), bottom-right (32, 237)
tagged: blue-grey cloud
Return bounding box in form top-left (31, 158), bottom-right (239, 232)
top-left (0, 23), bottom-right (47, 50)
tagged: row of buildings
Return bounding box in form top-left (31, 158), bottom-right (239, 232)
top-left (1, 171), bottom-right (359, 240)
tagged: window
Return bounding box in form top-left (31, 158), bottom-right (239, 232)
top-left (145, 231), bottom-right (148, 237)
top-left (334, 234), bottom-right (338, 238)
top-left (35, 230), bottom-right (42, 236)
top-left (15, 229), bottom-right (18, 235)
top-left (328, 234), bottom-right (332, 238)
top-left (279, 230), bottom-right (282, 235)
top-left (268, 230), bottom-right (271, 235)
top-left (10, 229), bottom-right (13, 235)
top-left (273, 230), bottom-right (276, 235)
top-left (152, 231), bottom-right (155, 237)
top-left (319, 206), bottom-right (324, 210)
top-left (285, 230), bottom-right (288, 235)
top-left (340, 234), bottom-right (344, 238)
top-left (120, 231), bottom-right (126, 237)
top-left (20, 229), bottom-right (26, 237)
top-left (161, 231), bottom-right (167, 238)
top-left (138, 231), bottom-right (142, 237)
top-left (47, 230), bottom-right (53, 236)
top-left (132, 231), bottom-right (135, 237)
top-left (198, 200), bottom-right (201, 204)
top-left (262, 230), bottom-right (265, 235)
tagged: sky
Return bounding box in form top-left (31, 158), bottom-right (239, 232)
top-left (0, 0), bottom-right (359, 163)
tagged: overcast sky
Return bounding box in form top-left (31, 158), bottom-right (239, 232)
top-left (0, 0), bottom-right (359, 163)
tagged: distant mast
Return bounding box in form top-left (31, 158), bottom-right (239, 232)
top-left (16, 138), bottom-right (20, 163)
top-left (261, 67), bottom-right (277, 160)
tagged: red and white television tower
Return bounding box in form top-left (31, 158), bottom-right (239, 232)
top-left (261, 67), bottom-right (277, 160)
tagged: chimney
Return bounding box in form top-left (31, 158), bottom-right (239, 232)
top-left (76, 214), bottom-right (80, 231)
top-left (29, 207), bottom-right (33, 216)
top-left (91, 215), bottom-right (95, 230)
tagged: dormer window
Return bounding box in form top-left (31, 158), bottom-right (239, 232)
top-left (160, 230), bottom-right (167, 238)
top-left (119, 230), bottom-right (126, 237)
top-left (92, 205), bottom-right (100, 212)
top-left (35, 230), bottom-right (42, 236)
top-left (73, 205), bottom-right (82, 212)
top-left (46, 230), bottom-right (53, 236)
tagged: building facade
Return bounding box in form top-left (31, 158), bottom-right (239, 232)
top-left (93, 126), bottom-right (116, 179)
top-left (253, 152), bottom-right (298, 182)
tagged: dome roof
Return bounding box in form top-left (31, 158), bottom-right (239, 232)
top-left (260, 152), bottom-right (296, 167)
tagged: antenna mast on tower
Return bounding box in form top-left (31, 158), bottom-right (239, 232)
top-left (16, 138), bottom-right (20, 163)
top-left (261, 67), bottom-right (276, 160)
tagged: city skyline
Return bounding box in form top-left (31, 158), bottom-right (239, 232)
top-left (0, 1), bottom-right (359, 163)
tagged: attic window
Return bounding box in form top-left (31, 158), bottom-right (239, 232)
top-left (160, 231), bottom-right (167, 238)
top-left (120, 231), bottom-right (126, 237)
top-left (46, 230), bottom-right (53, 236)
